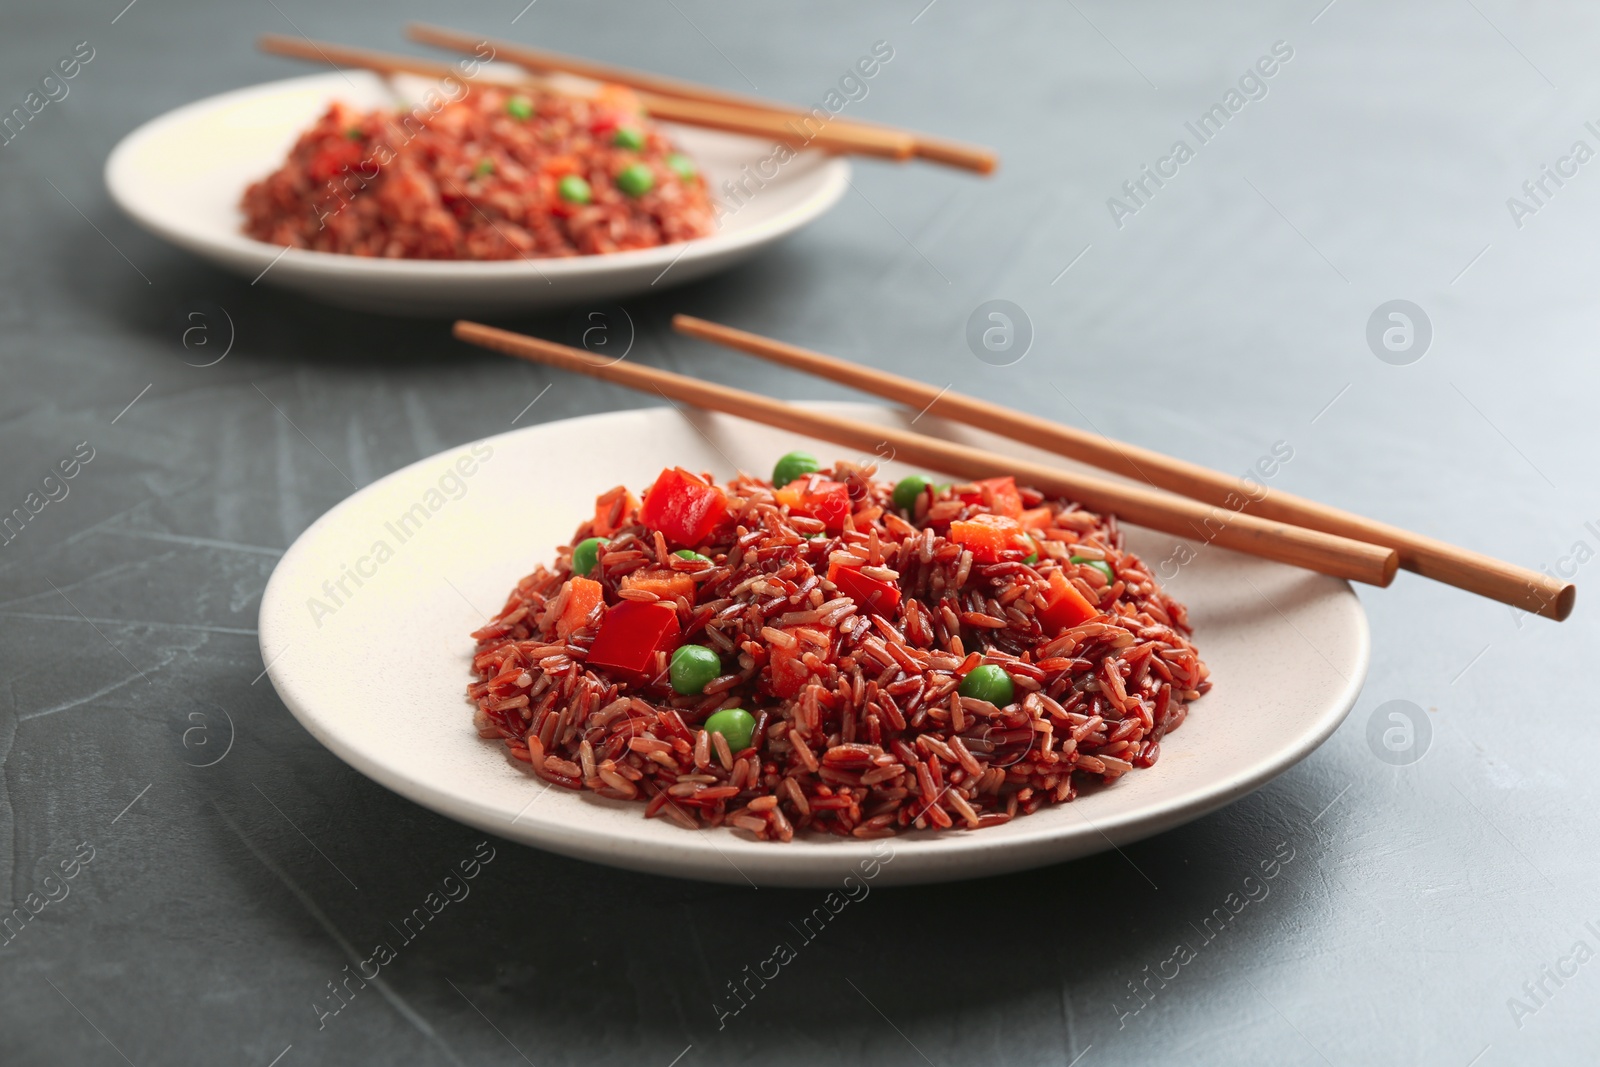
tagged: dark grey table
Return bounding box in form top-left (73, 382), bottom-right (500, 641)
top-left (4, 1), bottom-right (1596, 1063)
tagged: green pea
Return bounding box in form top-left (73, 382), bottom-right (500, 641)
top-left (558, 175), bottom-right (592, 204)
top-left (892, 475), bottom-right (932, 511)
top-left (674, 549), bottom-right (712, 564)
top-left (666, 153), bottom-right (697, 180)
top-left (772, 450), bottom-right (820, 488)
top-left (612, 127), bottom-right (646, 150)
top-left (670, 644), bottom-right (721, 695)
top-left (506, 96), bottom-right (534, 120)
top-left (572, 537), bottom-right (606, 577)
top-left (1071, 556), bottom-right (1115, 584)
top-left (703, 707), bottom-right (756, 751)
top-left (615, 163), bottom-right (654, 197)
top-left (474, 159), bottom-right (494, 176)
top-left (958, 664), bottom-right (1014, 707)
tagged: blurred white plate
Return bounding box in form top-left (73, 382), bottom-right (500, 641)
top-left (105, 71), bottom-right (849, 315)
top-left (258, 403), bottom-right (1369, 886)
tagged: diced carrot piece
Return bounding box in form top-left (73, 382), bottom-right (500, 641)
top-left (592, 486), bottom-right (640, 537)
top-left (1018, 506), bottom-right (1053, 531)
top-left (949, 514), bottom-right (1026, 563)
top-left (775, 477), bottom-right (852, 532)
top-left (594, 83), bottom-right (644, 114)
top-left (619, 568), bottom-right (695, 603)
top-left (1038, 570), bottom-right (1100, 631)
top-left (557, 577), bottom-right (604, 639)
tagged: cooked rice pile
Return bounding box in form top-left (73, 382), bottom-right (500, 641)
top-left (468, 462), bottom-right (1209, 841)
top-left (241, 85), bottom-right (715, 259)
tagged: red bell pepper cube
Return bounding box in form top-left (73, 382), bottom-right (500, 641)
top-left (949, 514), bottom-right (1028, 564)
top-left (958, 476), bottom-right (1024, 519)
top-left (1038, 569), bottom-right (1100, 631)
top-left (826, 559), bottom-right (902, 616)
top-left (308, 140), bottom-right (364, 183)
top-left (640, 467), bottom-right (728, 547)
top-left (775, 476), bottom-right (851, 532)
top-left (768, 625), bottom-right (830, 698)
top-left (586, 600), bottom-right (680, 675)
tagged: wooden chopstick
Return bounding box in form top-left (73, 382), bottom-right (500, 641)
top-left (256, 35), bottom-right (914, 160)
top-left (453, 320), bottom-right (1398, 588)
top-left (611, 95), bottom-right (914, 161)
top-left (259, 34), bottom-right (544, 91)
top-left (406, 22), bottom-right (998, 174)
top-left (671, 315), bottom-right (1575, 622)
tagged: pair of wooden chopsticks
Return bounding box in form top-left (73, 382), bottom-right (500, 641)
top-left (256, 29), bottom-right (997, 173)
top-left (405, 24), bottom-right (997, 174)
top-left (451, 319), bottom-right (1574, 622)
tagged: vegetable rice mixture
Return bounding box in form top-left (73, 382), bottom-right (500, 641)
top-left (467, 453), bottom-right (1209, 841)
top-left (242, 84), bottom-right (715, 259)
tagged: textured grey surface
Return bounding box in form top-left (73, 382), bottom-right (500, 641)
top-left (2, 1), bottom-right (1597, 1064)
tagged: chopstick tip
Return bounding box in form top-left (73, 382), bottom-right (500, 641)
top-left (1553, 583), bottom-right (1577, 622)
top-left (1378, 549), bottom-right (1401, 587)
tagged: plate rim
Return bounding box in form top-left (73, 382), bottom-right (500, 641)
top-left (103, 70), bottom-right (852, 281)
top-left (259, 403), bottom-right (1371, 886)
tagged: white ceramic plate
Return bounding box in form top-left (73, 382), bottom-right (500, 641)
top-left (105, 71), bottom-right (849, 316)
top-left (258, 403), bottom-right (1369, 886)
